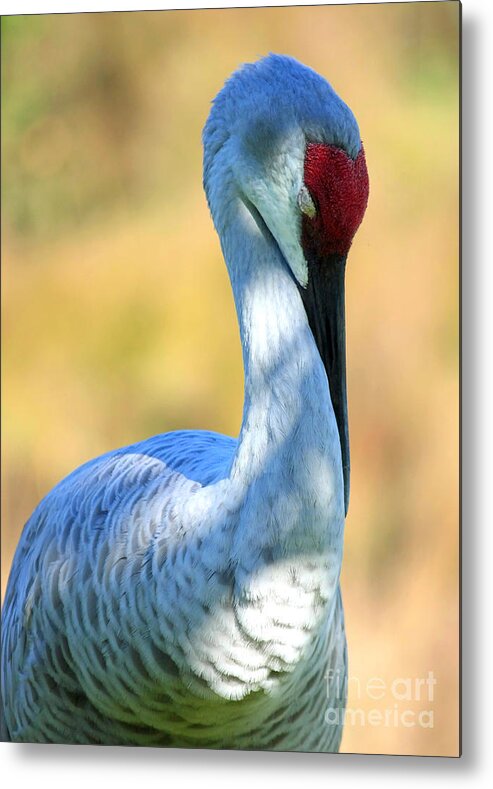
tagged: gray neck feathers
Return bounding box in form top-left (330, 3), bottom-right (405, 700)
top-left (217, 196), bottom-right (345, 547)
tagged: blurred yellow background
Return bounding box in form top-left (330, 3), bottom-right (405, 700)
top-left (1, 2), bottom-right (459, 757)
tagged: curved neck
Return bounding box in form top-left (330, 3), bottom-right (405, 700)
top-left (220, 198), bottom-right (342, 505)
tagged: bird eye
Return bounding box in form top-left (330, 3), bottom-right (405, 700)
top-left (298, 185), bottom-right (317, 219)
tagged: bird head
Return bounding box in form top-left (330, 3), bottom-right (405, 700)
top-left (203, 54), bottom-right (369, 514)
top-left (203, 53), bottom-right (368, 287)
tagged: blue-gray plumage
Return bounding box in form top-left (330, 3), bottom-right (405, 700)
top-left (1, 54), bottom-right (368, 750)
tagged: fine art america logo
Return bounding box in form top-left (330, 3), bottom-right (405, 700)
top-left (325, 670), bottom-right (437, 729)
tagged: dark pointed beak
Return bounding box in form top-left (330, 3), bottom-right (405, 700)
top-left (297, 254), bottom-right (350, 515)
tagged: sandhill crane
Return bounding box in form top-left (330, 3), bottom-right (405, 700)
top-left (1, 54), bottom-right (369, 751)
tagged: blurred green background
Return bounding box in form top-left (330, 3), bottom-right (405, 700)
top-left (1, 2), bottom-right (459, 757)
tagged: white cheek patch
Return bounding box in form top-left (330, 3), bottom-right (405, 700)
top-left (234, 131), bottom-right (309, 288)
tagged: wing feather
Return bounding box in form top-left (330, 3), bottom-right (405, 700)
top-left (1, 430), bottom-right (236, 742)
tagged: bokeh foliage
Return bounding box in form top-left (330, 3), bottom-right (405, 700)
top-left (1, 3), bottom-right (459, 756)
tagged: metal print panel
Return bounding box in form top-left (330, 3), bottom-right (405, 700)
top-left (1, 1), bottom-right (460, 757)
